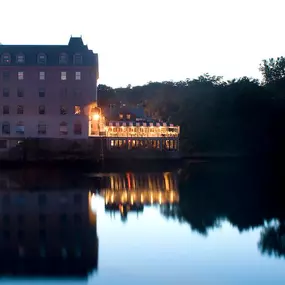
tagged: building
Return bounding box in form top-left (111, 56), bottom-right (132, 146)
top-left (0, 37), bottom-right (99, 153)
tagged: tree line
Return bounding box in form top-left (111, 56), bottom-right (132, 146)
top-left (98, 57), bottom-right (285, 156)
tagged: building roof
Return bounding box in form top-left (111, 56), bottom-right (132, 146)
top-left (0, 37), bottom-right (97, 66)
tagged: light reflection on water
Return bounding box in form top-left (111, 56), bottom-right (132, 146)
top-left (0, 167), bottom-right (285, 285)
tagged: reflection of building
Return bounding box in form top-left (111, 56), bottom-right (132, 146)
top-left (98, 172), bottom-right (179, 219)
top-left (0, 173), bottom-right (98, 278)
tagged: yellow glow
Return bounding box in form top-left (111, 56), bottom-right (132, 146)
top-left (111, 194), bottom-right (114, 203)
top-left (159, 192), bottom-right (162, 204)
top-left (93, 114), bottom-right (100, 121)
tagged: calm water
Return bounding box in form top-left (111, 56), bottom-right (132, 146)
top-left (0, 160), bottom-right (285, 284)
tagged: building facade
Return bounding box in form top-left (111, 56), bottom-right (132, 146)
top-left (0, 37), bottom-right (99, 150)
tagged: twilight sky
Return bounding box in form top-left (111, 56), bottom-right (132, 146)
top-left (0, 0), bottom-right (284, 87)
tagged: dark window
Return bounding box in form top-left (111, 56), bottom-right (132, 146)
top-left (39, 229), bottom-right (46, 241)
top-left (2, 122), bottom-right (10, 134)
top-left (39, 214), bottom-right (46, 225)
top-left (39, 105), bottom-right (45, 115)
top-left (17, 214), bottom-right (25, 225)
top-left (74, 194), bottom-right (82, 205)
top-left (74, 122), bottom-right (82, 135)
top-left (16, 54), bottom-right (25, 64)
top-left (17, 88), bottom-right (24, 97)
top-left (3, 230), bottom-right (10, 241)
top-left (38, 123), bottom-right (46, 135)
top-left (18, 230), bottom-right (25, 241)
top-left (0, 140), bottom-right (7, 149)
top-left (59, 53), bottom-right (68, 64)
top-left (59, 122), bottom-right (68, 135)
top-left (16, 122), bottom-right (24, 134)
top-left (39, 88), bottom-right (45, 97)
top-left (3, 106), bottom-right (9, 115)
top-left (60, 105), bottom-right (67, 115)
top-left (3, 71), bottom-right (9, 81)
top-left (3, 88), bottom-right (9, 97)
top-left (37, 53), bottom-right (47, 65)
top-left (17, 105), bottom-right (24, 115)
top-left (73, 53), bottom-right (82, 65)
top-left (3, 215), bottom-right (10, 226)
top-left (38, 194), bottom-right (47, 206)
top-left (1, 53), bottom-right (11, 64)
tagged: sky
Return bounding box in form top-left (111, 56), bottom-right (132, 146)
top-left (0, 0), bottom-right (284, 87)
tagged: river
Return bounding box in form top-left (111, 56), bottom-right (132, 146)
top-left (0, 160), bottom-right (284, 284)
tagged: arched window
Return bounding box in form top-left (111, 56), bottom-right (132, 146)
top-left (16, 53), bottom-right (25, 64)
top-left (73, 53), bottom-right (82, 65)
top-left (37, 53), bottom-right (47, 65)
top-left (60, 122), bottom-right (68, 135)
top-left (74, 121), bottom-right (82, 135)
top-left (2, 122), bottom-right (10, 135)
top-left (1, 53), bottom-right (11, 64)
top-left (59, 53), bottom-right (68, 64)
top-left (16, 121), bottom-right (24, 135)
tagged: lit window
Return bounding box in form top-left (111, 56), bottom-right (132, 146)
top-left (119, 114), bottom-right (123, 119)
top-left (74, 122), bottom-right (82, 135)
top-left (73, 53), bottom-right (82, 65)
top-left (75, 71), bottom-right (81, 80)
top-left (59, 122), bottom-right (68, 135)
top-left (39, 88), bottom-right (45, 97)
top-left (59, 53), bottom-right (68, 64)
top-left (16, 122), bottom-right (24, 134)
top-left (3, 71), bottom-right (9, 81)
top-left (18, 71), bottom-right (24, 80)
top-left (60, 105), bottom-right (67, 115)
top-left (17, 88), bottom-right (24, 97)
top-left (1, 53), bottom-right (11, 64)
top-left (3, 106), bottom-right (9, 115)
top-left (17, 105), bottom-right (24, 115)
top-left (38, 123), bottom-right (47, 135)
top-left (37, 53), bottom-right (47, 65)
top-left (3, 88), bottom-right (9, 97)
top-left (61, 71), bottom-right (67, 80)
top-left (74, 106), bottom-right (81, 115)
top-left (39, 71), bottom-right (45, 80)
top-left (2, 122), bottom-right (10, 134)
top-left (39, 105), bottom-right (45, 115)
top-left (16, 54), bottom-right (25, 64)
top-left (126, 114), bottom-right (131, 120)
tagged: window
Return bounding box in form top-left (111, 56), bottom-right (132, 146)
top-left (73, 53), bottom-right (82, 65)
top-left (38, 123), bottom-right (47, 135)
top-left (75, 71), bottom-right (81, 80)
top-left (74, 121), bottom-right (82, 135)
top-left (3, 88), bottom-right (9, 97)
top-left (16, 54), bottom-right (25, 64)
top-left (3, 105), bottom-right (9, 115)
top-left (39, 88), bottom-right (45, 97)
top-left (59, 53), bottom-right (68, 64)
top-left (3, 71), bottom-right (9, 81)
top-left (126, 114), bottom-right (131, 120)
top-left (1, 53), bottom-right (11, 64)
top-left (39, 105), bottom-right (45, 115)
top-left (60, 105), bottom-right (67, 115)
top-left (61, 71), bottom-right (67, 80)
top-left (74, 106), bottom-right (81, 115)
top-left (60, 122), bottom-right (68, 135)
top-left (39, 71), bottom-right (45, 80)
top-left (37, 53), bottom-right (47, 65)
top-left (16, 122), bottom-right (24, 134)
top-left (0, 140), bottom-right (7, 149)
top-left (2, 122), bottom-right (10, 134)
top-left (17, 88), bottom-right (24, 97)
top-left (17, 105), bottom-right (24, 115)
top-left (119, 114), bottom-right (123, 119)
top-left (18, 71), bottom-right (24, 80)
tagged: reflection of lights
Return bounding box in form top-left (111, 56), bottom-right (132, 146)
top-left (111, 194), bottom-right (114, 203)
top-left (159, 192), bottom-right (162, 204)
top-left (151, 193), bottom-right (153, 204)
top-left (170, 192), bottom-right (173, 202)
top-left (131, 195), bottom-right (133, 205)
top-left (91, 193), bottom-right (97, 213)
top-left (141, 194), bottom-right (144, 202)
top-left (93, 114), bottom-right (100, 121)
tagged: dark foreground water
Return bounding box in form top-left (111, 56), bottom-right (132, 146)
top-left (0, 160), bottom-right (285, 284)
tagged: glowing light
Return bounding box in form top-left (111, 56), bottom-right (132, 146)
top-left (93, 114), bottom-right (100, 121)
